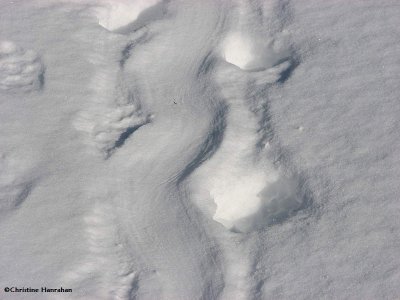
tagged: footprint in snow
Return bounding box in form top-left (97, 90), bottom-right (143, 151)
top-left (0, 40), bottom-right (44, 92)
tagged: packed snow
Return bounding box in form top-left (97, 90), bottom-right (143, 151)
top-left (1, 0), bottom-right (400, 299)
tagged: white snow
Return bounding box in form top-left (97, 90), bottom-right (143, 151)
top-left (72, 32), bottom-right (153, 156)
top-left (1, 0), bottom-right (400, 299)
top-left (196, 58), bottom-right (302, 233)
top-left (0, 151), bottom-right (38, 214)
top-left (0, 40), bottom-right (44, 91)
top-left (94, 0), bottom-right (162, 31)
top-left (222, 32), bottom-right (290, 72)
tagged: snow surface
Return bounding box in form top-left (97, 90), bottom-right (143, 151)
top-left (0, 40), bottom-right (44, 91)
top-left (1, 0), bottom-right (400, 299)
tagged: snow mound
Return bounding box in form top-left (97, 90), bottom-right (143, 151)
top-left (0, 40), bottom-right (44, 92)
top-left (221, 32), bottom-right (291, 72)
top-left (94, 0), bottom-right (162, 31)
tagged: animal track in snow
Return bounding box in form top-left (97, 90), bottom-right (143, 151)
top-left (191, 4), bottom-right (306, 234)
top-left (74, 74), bottom-right (151, 157)
top-left (93, 0), bottom-right (165, 33)
top-left (222, 31), bottom-right (292, 73)
top-left (0, 152), bottom-right (38, 215)
top-left (0, 41), bottom-right (44, 92)
top-left (73, 29), bottom-right (152, 157)
top-left (61, 202), bottom-right (139, 299)
top-left (186, 3), bottom-right (308, 297)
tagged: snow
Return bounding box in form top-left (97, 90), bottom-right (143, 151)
top-left (72, 31), bottom-right (153, 156)
top-left (221, 32), bottom-right (290, 72)
top-left (1, 0), bottom-right (400, 299)
top-left (0, 40), bottom-right (44, 91)
top-left (0, 151), bottom-right (38, 214)
top-left (196, 58), bottom-right (303, 233)
top-left (93, 0), bottom-right (163, 32)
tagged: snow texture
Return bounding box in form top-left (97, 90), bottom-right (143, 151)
top-left (0, 41), bottom-right (44, 92)
top-left (0, 152), bottom-right (38, 214)
top-left (72, 28), bottom-right (152, 156)
top-left (1, 0), bottom-right (400, 299)
top-left (94, 0), bottom-right (164, 32)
